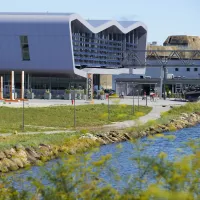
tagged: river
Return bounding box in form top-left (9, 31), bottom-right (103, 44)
top-left (8, 124), bottom-right (200, 191)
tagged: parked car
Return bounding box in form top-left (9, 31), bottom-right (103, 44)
top-left (104, 89), bottom-right (116, 95)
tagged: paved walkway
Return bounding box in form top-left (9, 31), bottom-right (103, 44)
top-left (103, 105), bottom-right (173, 129)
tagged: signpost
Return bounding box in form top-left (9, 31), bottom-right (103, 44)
top-left (0, 76), bottom-right (3, 99)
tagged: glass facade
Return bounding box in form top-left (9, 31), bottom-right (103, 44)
top-left (71, 24), bottom-right (138, 69)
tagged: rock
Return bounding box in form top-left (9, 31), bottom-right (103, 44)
top-left (123, 133), bottom-right (131, 140)
top-left (0, 161), bottom-right (8, 173)
top-left (181, 113), bottom-right (189, 118)
top-left (15, 144), bottom-right (25, 151)
top-left (39, 144), bottom-right (51, 149)
top-left (158, 124), bottom-right (167, 130)
top-left (52, 146), bottom-right (59, 156)
top-left (26, 152), bottom-right (37, 164)
top-left (39, 146), bottom-right (53, 158)
top-left (149, 126), bottom-right (155, 131)
top-left (80, 133), bottom-right (98, 141)
top-left (25, 147), bottom-right (40, 159)
top-left (109, 136), bottom-right (119, 142)
top-left (96, 138), bottom-right (108, 145)
top-left (4, 148), bottom-right (16, 158)
top-left (175, 124), bottom-right (183, 129)
top-left (1, 158), bottom-right (19, 171)
top-left (102, 135), bottom-right (115, 143)
top-left (0, 151), bottom-right (6, 159)
top-left (11, 158), bottom-right (24, 168)
top-left (16, 149), bottom-right (30, 166)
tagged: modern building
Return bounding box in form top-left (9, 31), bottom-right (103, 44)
top-left (0, 12), bottom-right (147, 97)
top-left (113, 35), bottom-right (200, 96)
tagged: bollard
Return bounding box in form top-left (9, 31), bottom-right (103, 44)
top-left (72, 99), bottom-right (74, 105)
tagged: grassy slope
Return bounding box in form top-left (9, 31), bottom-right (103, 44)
top-left (127, 102), bottom-right (200, 133)
top-left (0, 104), bottom-right (152, 133)
top-left (0, 132), bottom-right (85, 151)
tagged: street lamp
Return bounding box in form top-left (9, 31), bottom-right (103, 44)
top-left (132, 82), bottom-right (135, 115)
top-left (137, 89), bottom-right (139, 111)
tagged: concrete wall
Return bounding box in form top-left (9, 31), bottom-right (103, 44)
top-left (100, 75), bottom-right (112, 89)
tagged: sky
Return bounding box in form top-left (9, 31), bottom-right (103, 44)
top-left (0, 0), bottom-right (199, 45)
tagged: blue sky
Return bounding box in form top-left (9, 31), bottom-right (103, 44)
top-left (0, 0), bottom-right (199, 44)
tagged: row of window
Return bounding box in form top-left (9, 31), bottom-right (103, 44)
top-left (20, 36), bottom-right (30, 61)
top-left (175, 68), bottom-right (199, 72)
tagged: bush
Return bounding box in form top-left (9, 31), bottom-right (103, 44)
top-left (100, 90), bottom-right (105, 95)
top-left (65, 89), bottom-right (71, 94)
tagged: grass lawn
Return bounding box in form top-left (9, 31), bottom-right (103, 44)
top-left (0, 132), bottom-right (80, 150)
top-left (0, 104), bottom-right (152, 133)
top-left (127, 102), bottom-right (200, 133)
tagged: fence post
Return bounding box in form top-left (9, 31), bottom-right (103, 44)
top-left (108, 95), bottom-right (110, 121)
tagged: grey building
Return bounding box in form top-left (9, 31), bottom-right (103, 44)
top-left (0, 12), bottom-right (147, 95)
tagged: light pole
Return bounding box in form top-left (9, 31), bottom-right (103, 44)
top-left (137, 89), bottom-right (139, 111)
top-left (108, 94), bottom-right (110, 121)
top-left (132, 82), bottom-right (135, 115)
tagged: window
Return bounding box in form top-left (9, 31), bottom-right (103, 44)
top-left (186, 68), bottom-right (190, 72)
top-left (194, 68), bottom-right (198, 71)
top-left (20, 36), bottom-right (30, 61)
top-left (175, 68), bottom-right (179, 71)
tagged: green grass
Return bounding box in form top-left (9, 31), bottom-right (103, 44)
top-left (127, 102), bottom-right (200, 133)
top-left (0, 105), bottom-right (152, 133)
top-left (0, 132), bottom-right (80, 150)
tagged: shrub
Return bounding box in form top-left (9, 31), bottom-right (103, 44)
top-left (100, 90), bottom-right (105, 95)
top-left (135, 112), bottom-right (145, 117)
top-left (168, 125), bottom-right (177, 131)
top-left (65, 89), bottom-right (71, 94)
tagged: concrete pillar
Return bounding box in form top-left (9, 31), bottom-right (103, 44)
top-left (172, 84), bottom-right (175, 94)
top-left (0, 76), bottom-right (3, 99)
top-left (128, 32), bottom-right (130, 43)
top-left (21, 71), bottom-right (24, 99)
top-left (87, 73), bottom-right (93, 101)
top-left (10, 71), bottom-right (15, 100)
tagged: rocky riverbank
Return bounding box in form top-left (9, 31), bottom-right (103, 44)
top-left (0, 112), bottom-right (200, 173)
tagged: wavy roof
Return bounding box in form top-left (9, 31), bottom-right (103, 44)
top-left (0, 12), bottom-right (147, 33)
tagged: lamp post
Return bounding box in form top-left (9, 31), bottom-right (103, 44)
top-left (137, 89), bottom-right (139, 111)
top-left (132, 82), bottom-right (135, 115)
top-left (108, 94), bottom-right (110, 121)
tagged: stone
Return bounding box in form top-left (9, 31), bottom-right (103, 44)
top-left (102, 135), bottom-right (115, 143)
top-left (96, 138), bottom-right (107, 145)
top-left (4, 148), bottom-right (16, 158)
top-left (15, 144), bottom-right (25, 151)
top-left (181, 113), bottom-right (189, 118)
top-left (11, 158), bottom-right (24, 168)
top-left (25, 147), bottom-right (40, 159)
top-left (0, 151), bottom-right (6, 159)
top-left (80, 133), bottom-right (98, 141)
top-left (15, 149), bottom-right (30, 166)
top-left (39, 144), bottom-right (51, 149)
top-left (0, 161), bottom-right (8, 173)
top-left (175, 124), bottom-right (183, 129)
top-left (26, 152), bottom-right (37, 164)
top-left (123, 133), bottom-right (131, 140)
top-left (1, 158), bottom-right (19, 171)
